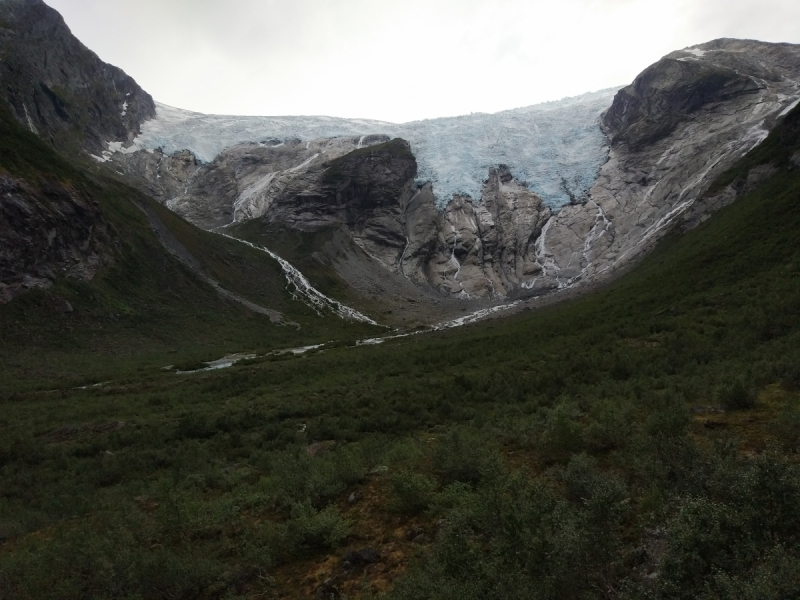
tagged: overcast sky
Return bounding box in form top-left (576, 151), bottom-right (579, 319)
top-left (46, 0), bottom-right (800, 123)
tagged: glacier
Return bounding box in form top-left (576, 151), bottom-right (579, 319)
top-left (125, 88), bottom-right (619, 210)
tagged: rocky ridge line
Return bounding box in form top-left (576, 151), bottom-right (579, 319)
top-left (525, 39), bottom-right (800, 293)
top-left (0, 0), bottom-right (155, 155)
top-left (104, 40), bottom-right (800, 310)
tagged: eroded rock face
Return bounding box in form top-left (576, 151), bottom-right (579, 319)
top-left (111, 136), bottom-right (394, 230)
top-left (0, 175), bottom-right (115, 303)
top-left (113, 134), bottom-right (554, 299)
top-left (0, 0), bottom-right (155, 155)
top-left (419, 169), bottom-right (551, 299)
top-left (529, 39), bottom-right (800, 291)
top-left (105, 38), bottom-right (800, 307)
top-left (213, 144), bottom-right (553, 299)
top-left (109, 149), bottom-right (200, 207)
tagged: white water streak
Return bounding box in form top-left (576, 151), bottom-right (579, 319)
top-left (432, 301), bottom-right (521, 330)
top-left (218, 233), bottom-right (379, 325)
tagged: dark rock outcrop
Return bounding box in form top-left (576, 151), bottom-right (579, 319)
top-left (604, 58), bottom-right (761, 149)
top-left (153, 136), bottom-right (393, 230)
top-left (263, 138), bottom-right (417, 270)
top-left (604, 38), bottom-right (800, 150)
top-left (0, 0), bottom-right (155, 155)
top-left (0, 174), bottom-right (115, 303)
top-left (110, 148), bottom-right (199, 206)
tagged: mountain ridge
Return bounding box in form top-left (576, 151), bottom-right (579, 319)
top-left (0, 0), bottom-right (155, 155)
top-left (3, 0), bottom-right (800, 326)
top-left (93, 37), bottom-right (800, 308)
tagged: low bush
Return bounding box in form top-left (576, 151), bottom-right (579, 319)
top-left (278, 502), bottom-right (350, 558)
top-left (430, 428), bottom-right (497, 486)
top-left (389, 471), bottom-right (437, 515)
top-left (715, 377), bottom-right (757, 410)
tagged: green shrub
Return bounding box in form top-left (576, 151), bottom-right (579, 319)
top-left (430, 428), bottom-right (496, 486)
top-left (775, 401), bottom-right (800, 451)
top-left (643, 395), bottom-right (690, 439)
top-left (390, 471), bottom-right (437, 515)
top-left (176, 413), bottom-right (215, 439)
top-left (387, 469), bottom-right (622, 600)
top-left (583, 399), bottom-right (634, 451)
top-left (773, 360), bottom-right (800, 391)
top-left (559, 453), bottom-right (601, 503)
top-left (428, 482), bottom-right (472, 517)
top-left (260, 445), bottom-right (369, 509)
top-left (709, 546), bottom-right (800, 600)
top-left (540, 401), bottom-right (585, 459)
top-left (279, 502), bottom-right (350, 557)
top-left (715, 377), bottom-right (757, 410)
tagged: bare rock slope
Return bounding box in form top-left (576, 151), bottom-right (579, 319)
top-left (108, 39), bottom-right (800, 309)
top-left (531, 39), bottom-right (800, 292)
top-left (0, 174), bottom-right (115, 303)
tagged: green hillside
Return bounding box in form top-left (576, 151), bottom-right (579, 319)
top-left (0, 98), bottom-right (381, 389)
top-left (1, 103), bottom-right (800, 598)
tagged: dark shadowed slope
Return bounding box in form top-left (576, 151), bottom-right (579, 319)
top-left (0, 95), bottom-right (381, 386)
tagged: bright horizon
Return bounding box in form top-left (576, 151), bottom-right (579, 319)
top-left (46, 0), bottom-right (800, 124)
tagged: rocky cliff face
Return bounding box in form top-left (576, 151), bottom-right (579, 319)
top-left (0, 174), bottom-right (115, 303)
top-left (113, 136), bottom-right (553, 300)
top-left (260, 138), bottom-right (415, 270)
top-left (526, 39), bottom-right (800, 293)
top-left (105, 38), bottom-right (800, 309)
top-left (110, 135), bottom-right (395, 230)
top-left (0, 0), bottom-right (155, 304)
top-left (416, 169), bottom-right (551, 299)
top-left (0, 0), bottom-right (155, 155)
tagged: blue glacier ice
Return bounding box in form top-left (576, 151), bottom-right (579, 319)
top-left (129, 88), bottom-right (619, 210)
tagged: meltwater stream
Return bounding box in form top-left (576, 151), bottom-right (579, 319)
top-left (356, 301), bottom-right (522, 346)
top-left (168, 234), bottom-right (529, 373)
top-left (220, 231), bottom-right (522, 335)
top-left (217, 233), bottom-right (379, 325)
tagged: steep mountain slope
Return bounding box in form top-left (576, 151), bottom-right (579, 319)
top-left (0, 0), bottom-right (155, 155)
top-left (100, 38), bottom-right (800, 309)
top-left (0, 93), bottom-right (382, 384)
top-left (0, 99), bottom-right (116, 304)
top-left (535, 39), bottom-right (800, 291)
top-left (3, 0), bottom-right (799, 328)
top-left (0, 0), bottom-right (390, 350)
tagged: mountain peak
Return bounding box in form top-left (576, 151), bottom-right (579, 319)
top-left (0, 0), bottom-right (155, 155)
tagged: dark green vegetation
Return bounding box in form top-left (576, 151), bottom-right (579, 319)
top-left (2, 102), bottom-right (800, 598)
